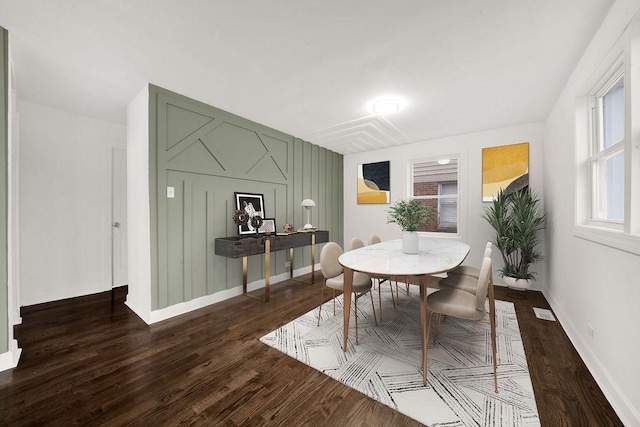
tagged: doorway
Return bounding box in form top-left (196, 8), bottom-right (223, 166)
top-left (112, 148), bottom-right (128, 290)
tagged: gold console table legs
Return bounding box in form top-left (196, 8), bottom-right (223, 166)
top-left (242, 234), bottom-right (318, 303)
top-left (243, 239), bottom-right (271, 302)
top-left (290, 234), bottom-right (316, 285)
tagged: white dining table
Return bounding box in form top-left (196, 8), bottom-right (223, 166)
top-left (338, 237), bottom-right (471, 385)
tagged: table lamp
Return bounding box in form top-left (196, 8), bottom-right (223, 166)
top-left (301, 199), bottom-right (316, 229)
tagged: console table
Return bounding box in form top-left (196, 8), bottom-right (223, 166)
top-left (215, 230), bottom-right (329, 302)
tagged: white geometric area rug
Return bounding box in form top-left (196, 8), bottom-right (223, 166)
top-left (260, 285), bottom-right (540, 426)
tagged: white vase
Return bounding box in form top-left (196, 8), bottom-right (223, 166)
top-left (502, 276), bottom-right (530, 290)
top-left (402, 231), bottom-right (419, 254)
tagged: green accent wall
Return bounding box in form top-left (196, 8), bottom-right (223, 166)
top-left (0, 27), bottom-right (8, 353)
top-left (148, 85), bottom-right (343, 310)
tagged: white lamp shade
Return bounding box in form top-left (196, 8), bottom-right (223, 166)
top-left (301, 199), bottom-right (316, 229)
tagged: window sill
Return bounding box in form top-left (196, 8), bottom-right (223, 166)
top-left (573, 225), bottom-right (640, 256)
top-left (418, 231), bottom-right (462, 240)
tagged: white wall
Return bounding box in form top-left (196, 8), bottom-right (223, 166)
top-left (0, 34), bottom-right (22, 373)
top-left (543, 1), bottom-right (640, 425)
top-left (343, 122), bottom-right (546, 289)
top-left (18, 101), bottom-right (126, 306)
top-left (125, 85), bottom-right (151, 324)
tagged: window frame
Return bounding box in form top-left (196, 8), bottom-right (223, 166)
top-left (588, 66), bottom-right (625, 228)
top-left (409, 156), bottom-right (461, 236)
top-left (574, 23), bottom-right (640, 256)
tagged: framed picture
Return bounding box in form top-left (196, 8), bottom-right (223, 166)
top-left (258, 218), bottom-right (276, 234)
top-left (235, 192), bottom-right (265, 235)
top-left (482, 142), bottom-right (529, 201)
top-left (357, 161), bottom-right (390, 204)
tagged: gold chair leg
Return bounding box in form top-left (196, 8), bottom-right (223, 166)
top-left (333, 289), bottom-right (336, 316)
top-left (354, 295), bottom-right (359, 345)
top-left (424, 310), bottom-right (435, 382)
top-left (491, 316), bottom-right (498, 393)
top-left (378, 283), bottom-right (383, 321)
top-left (389, 280), bottom-right (396, 308)
top-left (369, 290), bottom-right (377, 326)
top-left (489, 270), bottom-right (499, 393)
top-left (433, 313), bottom-right (443, 344)
top-left (317, 284), bottom-right (325, 326)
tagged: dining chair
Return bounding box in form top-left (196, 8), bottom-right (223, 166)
top-left (349, 238), bottom-right (365, 250)
top-left (438, 244), bottom-right (492, 294)
top-left (425, 256), bottom-right (498, 392)
top-left (370, 234), bottom-right (412, 299)
top-left (367, 234), bottom-right (397, 319)
top-left (368, 234), bottom-right (382, 245)
top-left (448, 242), bottom-right (493, 279)
top-left (317, 242), bottom-right (377, 344)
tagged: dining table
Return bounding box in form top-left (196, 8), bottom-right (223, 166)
top-left (338, 237), bottom-right (471, 385)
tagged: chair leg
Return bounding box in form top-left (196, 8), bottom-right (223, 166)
top-left (317, 284), bottom-right (325, 326)
top-left (489, 270), bottom-right (499, 393)
top-left (433, 313), bottom-right (442, 344)
top-left (378, 283), bottom-right (383, 321)
top-left (369, 290), bottom-right (378, 326)
top-left (391, 281), bottom-right (400, 304)
top-left (333, 289), bottom-right (336, 316)
top-left (389, 280), bottom-right (396, 308)
top-left (424, 310), bottom-right (435, 381)
top-left (354, 294), bottom-right (359, 345)
top-left (491, 314), bottom-right (498, 393)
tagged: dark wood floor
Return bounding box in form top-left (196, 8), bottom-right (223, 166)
top-left (0, 274), bottom-right (623, 426)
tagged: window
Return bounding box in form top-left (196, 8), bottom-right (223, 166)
top-left (411, 158), bottom-right (459, 233)
top-left (590, 70), bottom-right (625, 226)
top-left (574, 22), bottom-right (640, 255)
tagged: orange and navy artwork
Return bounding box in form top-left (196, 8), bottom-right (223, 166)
top-left (482, 142), bottom-right (529, 201)
top-left (357, 161), bottom-right (390, 204)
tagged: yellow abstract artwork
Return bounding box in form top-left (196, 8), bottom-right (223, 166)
top-left (482, 142), bottom-right (529, 201)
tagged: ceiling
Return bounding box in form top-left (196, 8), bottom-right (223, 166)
top-left (0, 0), bottom-right (613, 155)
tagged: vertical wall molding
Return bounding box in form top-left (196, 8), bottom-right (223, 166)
top-left (148, 85), bottom-right (343, 311)
top-left (0, 27), bottom-right (9, 355)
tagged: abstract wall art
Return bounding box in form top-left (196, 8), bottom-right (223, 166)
top-left (482, 142), bottom-right (529, 201)
top-left (357, 161), bottom-right (390, 204)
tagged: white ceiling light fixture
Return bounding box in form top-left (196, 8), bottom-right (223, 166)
top-left (437, 159), bottom-right (450, 165)
top-left (372, 99), bottom-right (400, 115)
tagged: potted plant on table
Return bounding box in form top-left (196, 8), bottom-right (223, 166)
top-left (482, 188), bottom-right (547, 294)
top-left (387, 199), bottom-right (435, 254)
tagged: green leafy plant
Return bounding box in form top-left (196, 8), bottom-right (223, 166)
top-left (482, 188), bottom-right (547, 280)
top-left (387, 199), bottom-right (435, 232)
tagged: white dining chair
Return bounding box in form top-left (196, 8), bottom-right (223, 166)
top-left (317, 242), bottom-right (377, 344)
top-left (425, 256), bottom-right (498, 392)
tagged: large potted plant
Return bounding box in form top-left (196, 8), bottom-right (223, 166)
top-left (387, 199), bottom-right (435, 254)
top-left (482, 188), bottom-right (546, 292)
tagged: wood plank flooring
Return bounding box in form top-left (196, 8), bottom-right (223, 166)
top-left (0, 275), bottom-right (623, 426)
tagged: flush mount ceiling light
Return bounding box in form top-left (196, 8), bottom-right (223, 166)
top-left (437, 159), bottom-right (450, 165)
top-left (372, 99), bottom-right (400, 115)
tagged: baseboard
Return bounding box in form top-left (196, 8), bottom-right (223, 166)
top-left (12, 312), bottom-right (22, 325)
top-left (145, 264), bottom-right (319, 325)
top-left (0, 339), bottom-right (22, 373)
top-left (544, 291), bottom-right (640, 426)
top-left (23, 285), bottom-right (110, 307)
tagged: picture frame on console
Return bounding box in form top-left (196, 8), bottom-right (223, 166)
top-left (258, 218), bottom-right (276, 234)
top-left (235, 192), bottom-right (265, 235)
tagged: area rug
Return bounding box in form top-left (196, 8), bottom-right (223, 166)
top-left (260, 284), bottom-right (540, 426)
